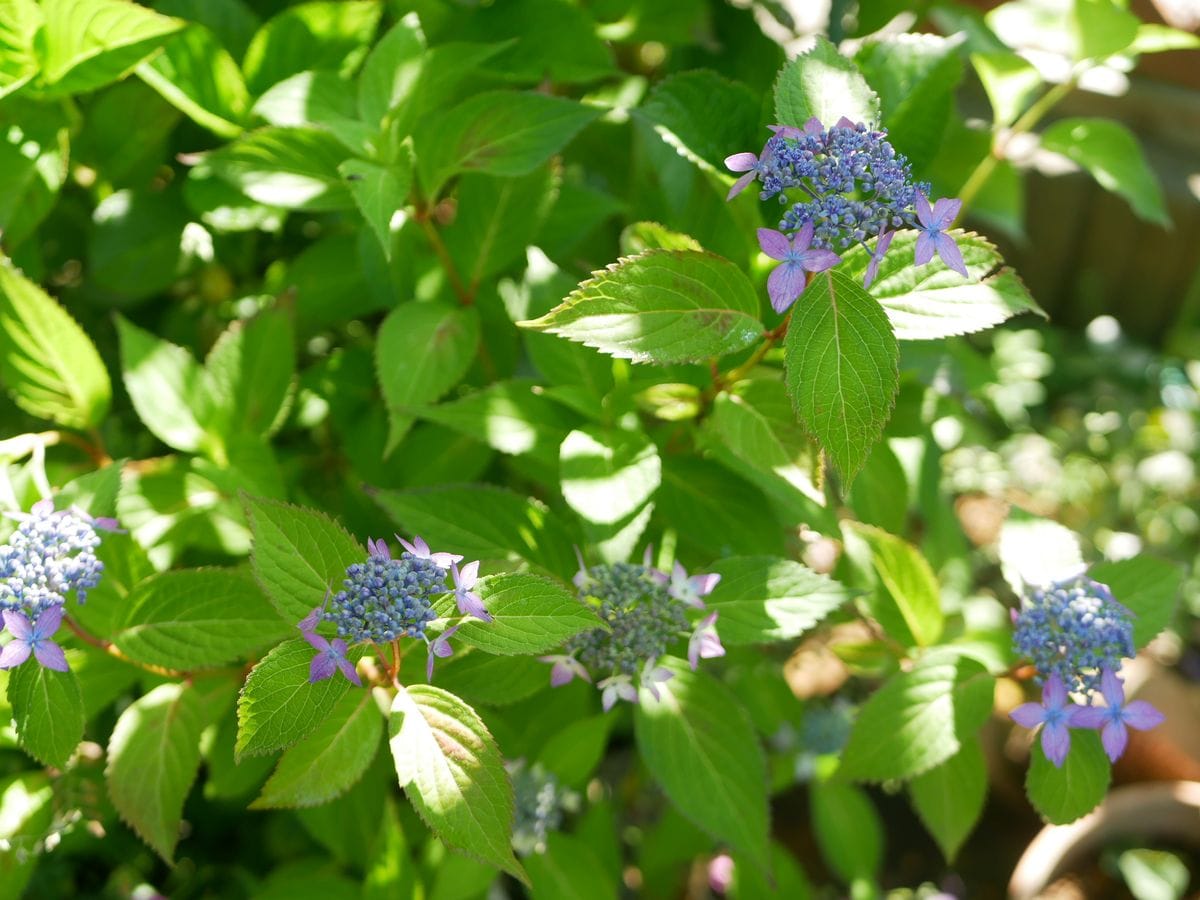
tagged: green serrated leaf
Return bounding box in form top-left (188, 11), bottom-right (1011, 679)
top-left (205, 310), bottom-right (295, 441)
top-left (634, 660), bottom-right (770, 871)
top-left (1040, 118), bottom-right (1170, 227)
top-left (774, 36), bottom-right (880, 130)
top-left (444, 165), bottom-right (559, 288)
top-left (1070, 0), bottom-right (1139, 61)
top-left (236, 638), bottom-right (355, 759)
top-left (357, 14), bottom-right (424, 128)
top-left (389, 684), bottom-right (525, 882)
top-left (340, 152), bottom-right (412, 260)
top-left (705, 556), bottom-right (851, 645)
top-left (706, 380), bottom-right (825, 508)
top-left (619, 222), bottom-right (702, 255)
top-left (0, 0), bottom-right (41, 101)
top-left (536, 716), bottom-right (611, 789)
top-left (1026, 727), bottom-right (1111, 824)
top-left (443, 573), bottom-right (603, 656)
top-left (970, 50), bottom-right (1042, 127)
top-left (560, 427), bottom-right (661, 526)
top-left (810, 781), bottom-right (882, 884)
top-left (115, 315), bottom-right (214, 455)
top-left (657, 457), bottom-right (787, 557)
top-left (520, 250), bottom-right (763, 365)
top-left (434, 652), bottom-right (548, 707)
top-left (1088, 556), bottom-right (1181, 649)
top-left (206, 126), bottom-right (353, 210)
top-left (376, 302), bottom-right (480, 454)
top-left (0, 95), bottom-right (67, 246)
top-left (137, 23), bottom-right (249, 137)
top-left (908, 738), bottom-right (987, 862)
top-left (856, 33), bottom-right (963, 173)
top-left (841, 230), bottom-right (1045, 339)
top-left (106, 681), bottom-right (214, 861)
top-left (784, 269), bottom-right (898, 484)
top-left (373, 484), bottom-right (576, 580)
top-left (6, 662), bottom-right (84, 768)
top-left (418, 379), bottom-right (578, 467)
top-left (845, 522), bottom-right (943, 647)
top-left (415, 90), bottom-right (599, 196)
top-left (112, 568), bottom-right (289, 669)
top-left (838, 653), bottom-right (992, 782)
top-left (253, 689), bottom-right (382, 809)
top-left (638, 69), bottom-right (759, 174)
top-left (245, 495), bottom-right (364, 626)
top-left (36, 0), bottom-right (182, 96)
top-left (241, 0), bottom-right (382, 95)
top-left (526, 832), bottom-right (616, 900)
top-left (0, 259), bottom-right (111, 428)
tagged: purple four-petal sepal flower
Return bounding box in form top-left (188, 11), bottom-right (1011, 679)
top-left (758, 223), bottom-right (841, 314)
top-left (451, 560), bottom-right (492, 623)
top-left (652, 560), bottom-right (721, 610)
top-left (687, 612), bottom-right (725, 671)
top-left (914, 193), bottom-right (968, 278)
top-left (540, 654), bottom-right (592, 687)
top-left (863, 228), bottom-right (895, 289)
top-left (1072, 667), bottom-right (1165, 762)
top-left (1009, 673), bottom-right (1088, 767)
top-left (426, 625), bottom-right (460, 681)
top-left (598, 673), bottom-right (637, 712)
top-left (639, 657), bottom-right (674, 701)
top-left (298, 612), bottom-right (360, 686)
top-left (0, 606), bottom-right (69, 672)
top-left (397, 534), bottom-right (463, 570)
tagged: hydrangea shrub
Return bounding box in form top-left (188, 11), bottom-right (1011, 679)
top-left (0, 0), bottom-right (1192, 896)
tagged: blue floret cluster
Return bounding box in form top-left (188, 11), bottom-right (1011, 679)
top-left (324, 552), bottom-right (443, 644)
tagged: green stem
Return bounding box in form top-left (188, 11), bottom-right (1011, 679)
top-left (956, 77), bottom-right (1077, 215)
top-left (702, 312), bottom-right (792, 404)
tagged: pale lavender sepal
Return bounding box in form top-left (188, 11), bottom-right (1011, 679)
top-left (757, 227), bottom-right (791, 260)
top-left (1042, 719), bottom-right (1072, 767)
top-left (932, 232), bottom-right (968, 277)
top-left (1010, 702), bottom-right (1046, 729)
top-left (863, 229), bottom-right (895, 288)
top-left (640, 659), bottom-right (674, 701)
top-left (599, 675), bottom-right (637, 711)
top-left (724, 152), bottom-right (758, 172)
top-left (34, 640), bottom-right (69, 672)
top-left (767, 263), bottom-right (808, 314)
top-left (310, 653), bottom-right (336, 682)
top-left (1121, 700), bottom-right (1165, 731)
top-left (2, 608), bottom-right (32, 640)
top-left (426, 626), bottom-right (459, 681)
top-left (0, 640), bottom-right (31, 669)
top-left (726, 170), bottom-right (757, 201)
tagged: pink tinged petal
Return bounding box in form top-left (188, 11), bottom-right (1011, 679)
top-left (367, 537), bottom-right (390, 559)
top-left (1042, 721), bottom-right (1072, 767)
top-left (2, 609), bottom-right (32, 640)
top-left (31, 499), bottom-right (55, 516)
top-left (0, 640), bottom-right (31, 668)
top-left (803, 117), bottom-right (823, 135)
top-left (398, 535), bottom-right (429, 557)
top-left (34, 639), bottom-right (68, 672)
top-left (310, 653), bottom-right (336, 682)
top-left (1121, 700), bottom-right (1165, 731)
top-left (573, 547), bottom-right (591, 589)
top-left (1043, 674), bottom-right (1068, 710)
top-left (794, 220), bottom-right (816, 251)
top-left (1010, 702), bottom-right (1046, 729)
top-left (915, 192), bottom-right (933, 227)
top-left (1099, 668), bottom-right (1125, 707)
top-left (698, 632), bottom-right (725, 660)
top-left (601, 685), bottom-right (619, 711)
top-left (834, 116), bottom-right (857, 129)
top-left (933, 233), bottom-right (969, 278)
top-left (798, 248), bottom-right (841, 273)
top-left (914, 231), bottom-right (936, 266)
top-left (756, 228), bottom-right (791, 261)
top-left (931, 198), bottom-right (962, 229)
top-left (1070, 706), bottom-right (1108, 729)
top-left (726, 171), bottom-right (756, 201)
top-left (549, 660), bottom-right (577, 687)
top-left (642, 545), bottom-right (655, 569)
top-left (690, 574), bottom-right (720, 598)
top-left (724, 152), bottom-right (758, 173)
top-left (767, 263), bottom-right (807, 314)
top-left (1100, 720), bottom-right (1128, 762)
top-left (429, 552), bottom-right (462, 568)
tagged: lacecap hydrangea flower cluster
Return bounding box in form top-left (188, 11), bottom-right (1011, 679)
top-left (540, 550), bottom-right (724, 711)
top-left (507, 759), bottom-right (579, 857)
top-left (1009, 575), bottom-right (1163, 766)
top-left (0, 499), bottom-right (113, 673)
top-left (297, 534), bottom-right (489, 686)
top-left (724, 116), bottom-right (968, 313)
